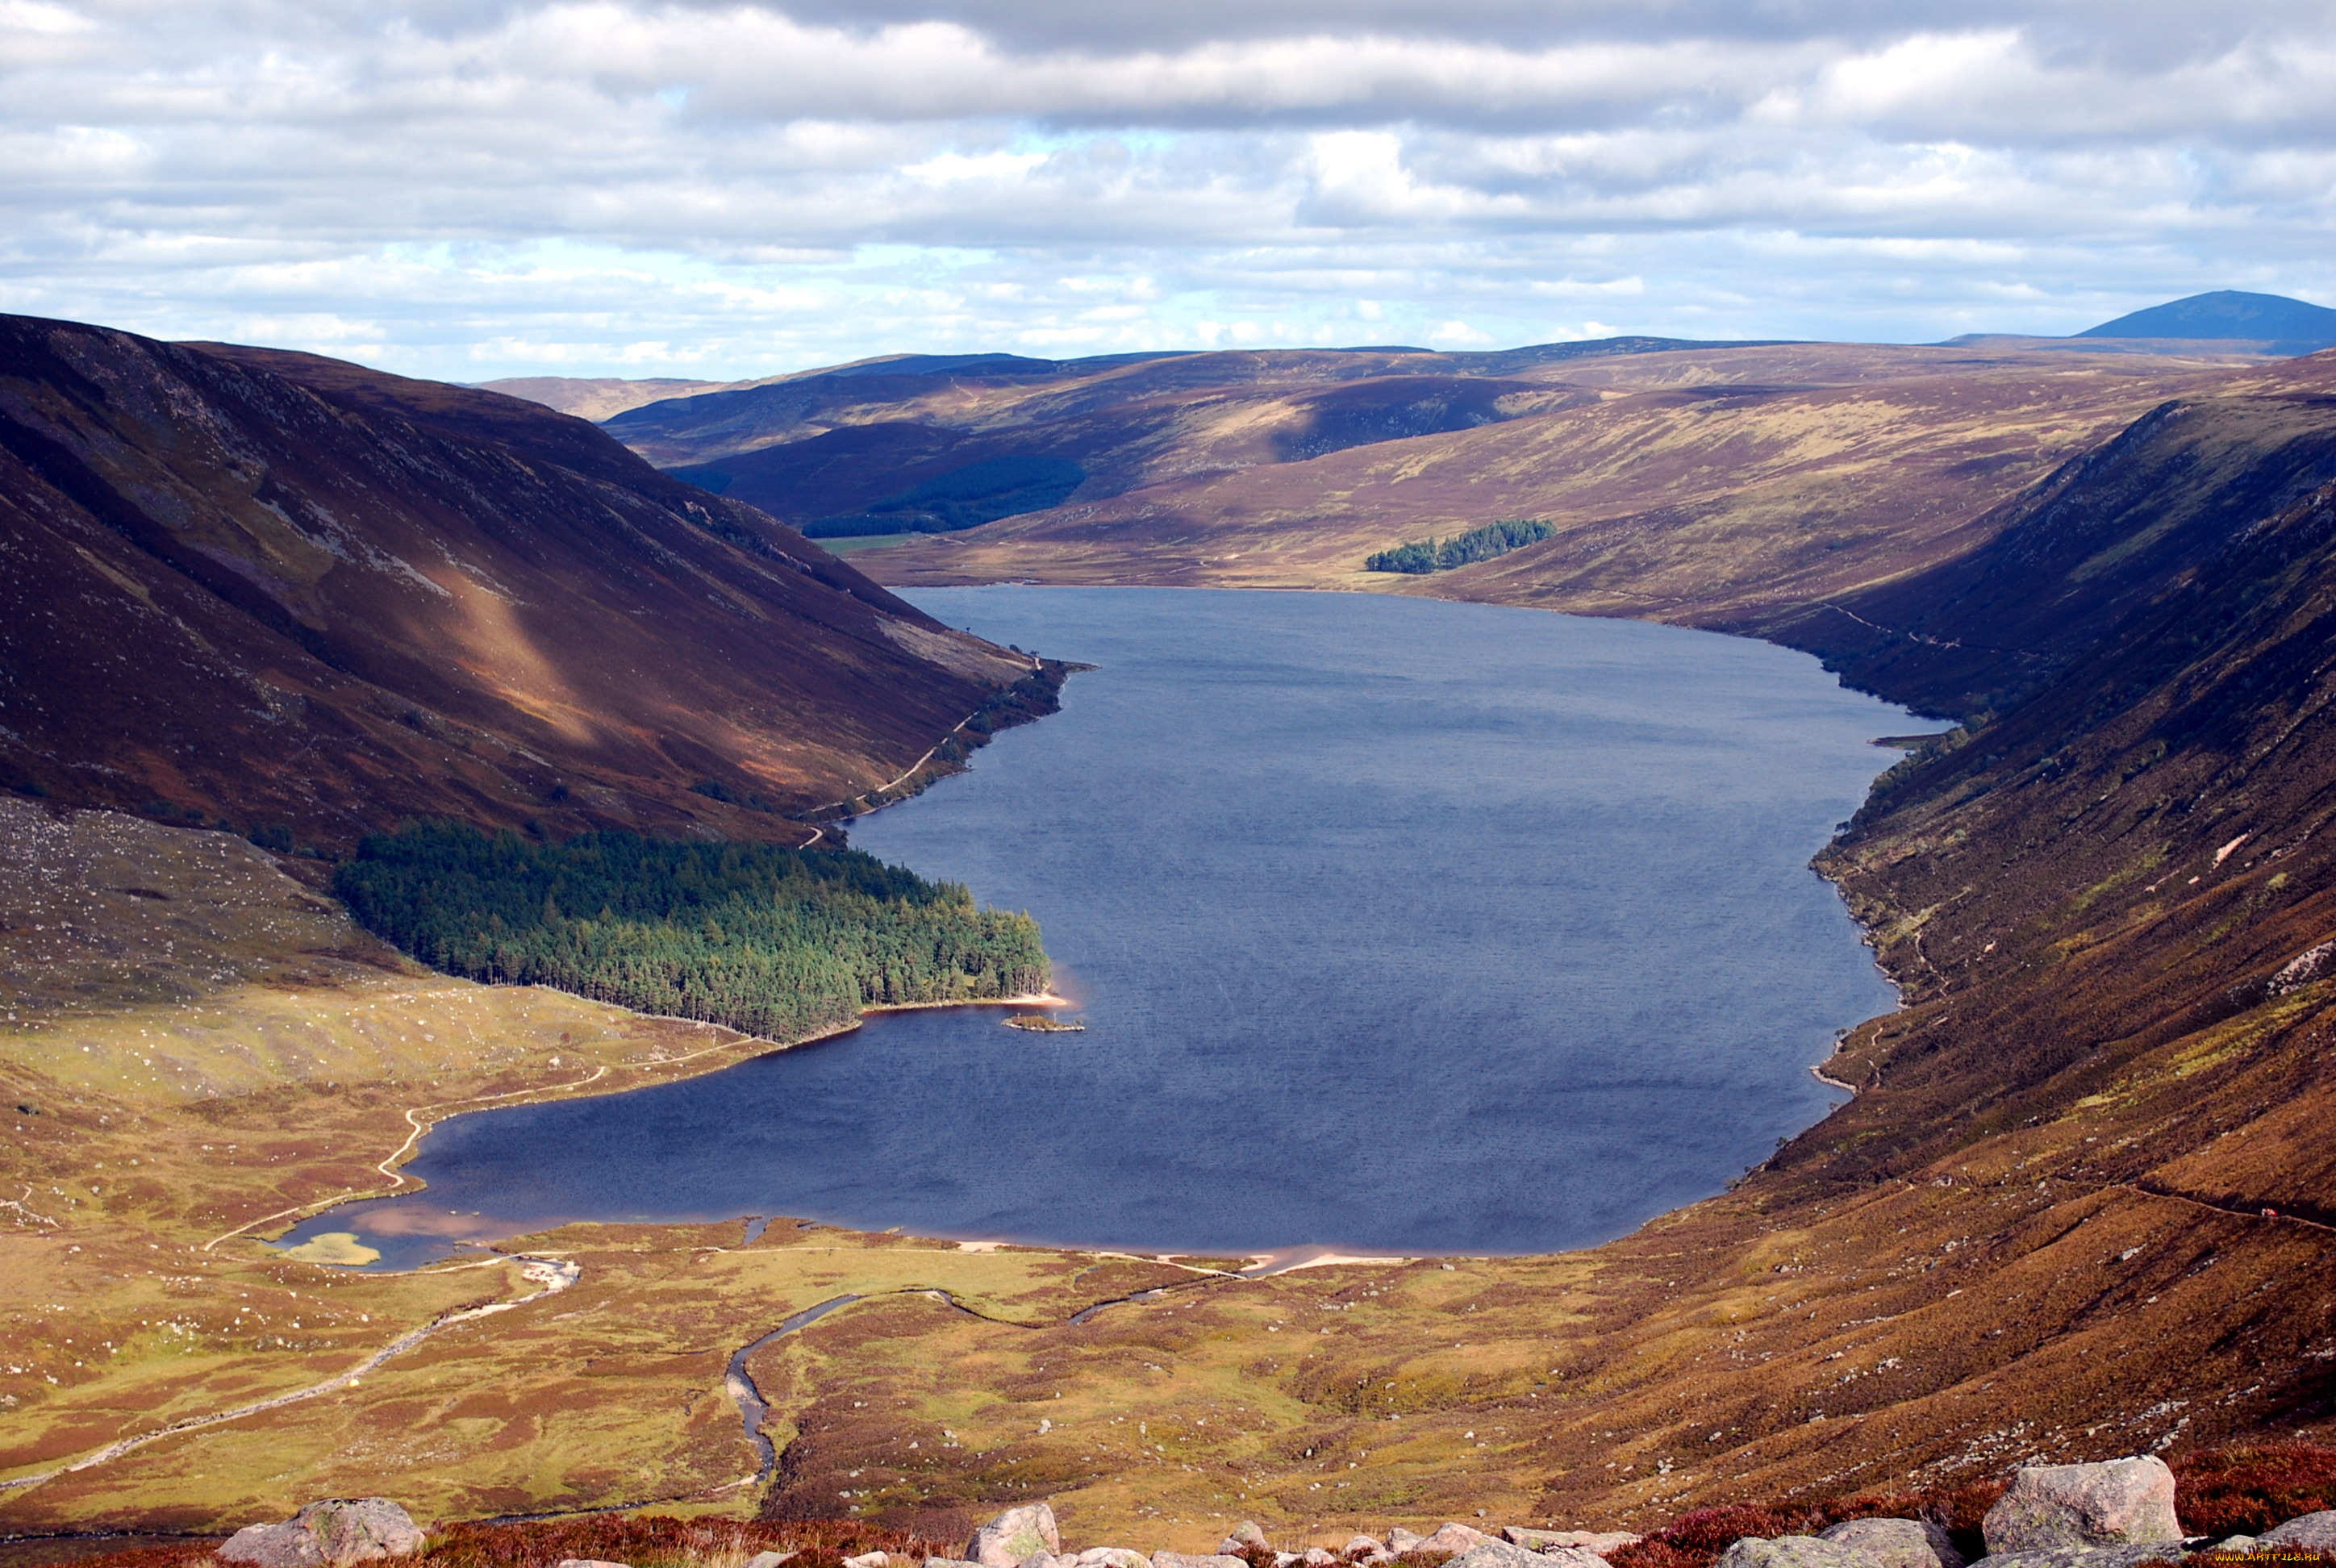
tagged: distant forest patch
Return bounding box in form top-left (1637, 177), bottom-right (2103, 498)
top-left (1365, 519), bottom-right (1555, 574)
top-left (335, 824), bottom-right (1049, 1040)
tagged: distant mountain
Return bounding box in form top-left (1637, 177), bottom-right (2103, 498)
top-left (603, 336), bottom-right (1783, 532)
top-left (478, 374), bottom-right (739, 420)
top-left (0, 315), bottom-right (1036, 849)
top-left (2076, 290), bottom-right (2336, 355)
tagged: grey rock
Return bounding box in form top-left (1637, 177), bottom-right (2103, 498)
top-left (2264, 1514), bottom-right (2336, 1552)
top-left (845, 1553), bottom-right (891, 1568)
top-left (220, 1524), bottom-right (325, 1568)
top-left (1821, 1519), bottom-right (1966, 1568)
top-left (1348, 1541), bottom-right (1390, 1560)
top-left (742, 1554), bottom-right (798, 1568)
top-left (1448, 1543), bottom-right (1550, 1568)
top-left (221, 1500), bottom-right (425, 1568)
top-left (1984, 1459), bottom-right (2182, 1554)
top-left (552, 1561), bottom-right (629, 1568)
top-left (973, 1506), bottom-right (1063, 1568)
top-left (2206, 1539), bottom-right (2257, 1553)
top-left (1273, 1556), bottom-right (1299, 1568)
top-left (1388, 1536), bottom-right (1429, 1556)
top-left (1971, 1547), bottom-right (2189, 1568)
top-left (1074, 1552), bottom-right (1153, 1568)
top-left (1304, 1551), bottom-right (1341, 1567)
top-left (924, 1559), bottom-right (985, 1568)
top-left (1503, 1533), bottom-right (1637, 1558)
top-left (1153, 1555), bottom-right (1247, 1568)
top-left (1537, 1550), bottom-right (1614, 1568)
top-left (1717, 1536), bottom-right (1885, 1568)
top-left (1421, 1528), bottom-right (1495, 1557)
top-left (1220, 1525), bottom-right (1270, 1554)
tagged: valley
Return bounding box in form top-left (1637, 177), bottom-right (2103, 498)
top-left (5, 312), bottom-right (2336, 1554)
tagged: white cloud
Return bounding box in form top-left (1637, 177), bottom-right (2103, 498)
top-left (0, 1), bottom-right (2330, 377)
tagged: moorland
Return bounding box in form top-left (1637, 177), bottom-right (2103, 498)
top-left (4, 302), bottom-right (2335, 1553)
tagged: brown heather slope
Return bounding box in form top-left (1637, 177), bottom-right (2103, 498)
top-left (601, 340), bottom-right (1770, 532)
top-left (0, 316), bottom-right (1036, 849)
top-left (849, 342), bottom-right (2263, 609)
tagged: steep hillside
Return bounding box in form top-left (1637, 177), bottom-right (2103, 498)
top-left (0, 315), bottom-right (1035, 849)
top-left (1754, 354), bottom-right (2336, 716)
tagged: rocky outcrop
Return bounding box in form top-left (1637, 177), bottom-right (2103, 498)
top-left (1449, 1543), bottom-right (1553, 1568)
top-left (1982, 1459), bottom-right (2183, 1553)
top-left (2263, 1513), bottom-right (2336, 1551)
top-left (1819, 1518), bottom-right (1963, 1568)
top-left (1419, 1526), bottom-right (1495, 1555)
top-left (1717, 1536), bottom-right (1881, 1568)
top-left (219, 1499), bottom-right (425, 1568)
top-left (970, 1505), bottom-right (1062, 1568)
top-left (1504, 1532), bottom-right (1639, 1556)
top-left (1965, 1547), bottom-right (2186, 1568)
top-left (953, 1485), bottom-right (2336, 1568)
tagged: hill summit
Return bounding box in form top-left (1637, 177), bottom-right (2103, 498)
top-left (2076, 290), bottom-right (2336, 354)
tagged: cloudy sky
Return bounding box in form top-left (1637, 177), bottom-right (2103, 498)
top-left (5, 0), bottom-right (2333, 380)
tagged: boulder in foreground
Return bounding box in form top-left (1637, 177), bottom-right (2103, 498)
top-left (970, 1506), bottom-right (1062, 1568)
top-left (1967, 1548), bottom-right (2190, 1568)
top-left (2263, 1514), bottom-right (2336, 1551)
top-left (1818, 1518), bottom-right (1964, 1568)
top-left (1982, 1457), bottom-right (2182, 1553)
top-left (1716, 1536), bottom-right (1883, 1568)
top-left (1505, 1531), bottom-right (1641, 1556)
top-left (219, 1499), bottom-right (425, 1567)
top-left (1448, 1543), bottom-right (1554, 1568)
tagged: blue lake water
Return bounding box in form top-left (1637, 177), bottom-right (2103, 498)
top-left (286, 588), bottom-right (1937, 1269)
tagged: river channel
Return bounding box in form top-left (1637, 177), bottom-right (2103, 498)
top-left (282, 588), bottom-right (1941, 1268)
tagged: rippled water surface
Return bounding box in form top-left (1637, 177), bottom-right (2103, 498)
top-left (290, 588), bottom-right (1938, 1267)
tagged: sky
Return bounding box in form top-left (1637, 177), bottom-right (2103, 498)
top-left (4, 0), bottom-right (2334, 382)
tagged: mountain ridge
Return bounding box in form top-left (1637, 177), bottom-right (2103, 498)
top-left (0, 314), bottom-right (1034, 851)
top-left (2076, 290), bottom-right (2336, 356)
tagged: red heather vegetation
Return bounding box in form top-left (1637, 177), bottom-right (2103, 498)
top-left (45, 1445), bottom-right (2336, 1568)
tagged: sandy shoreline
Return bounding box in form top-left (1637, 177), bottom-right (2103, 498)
top-left (861, 990), bottom-right (1071, 1014)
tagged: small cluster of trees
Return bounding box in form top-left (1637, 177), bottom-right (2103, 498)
top-left (333, 822), bottom-right (1049, 1040)
top-left (1365, 518), bottom-right (1556, 574)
